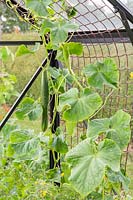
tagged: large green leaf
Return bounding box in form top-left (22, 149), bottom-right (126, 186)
top-left (41, 18), bottom-right (54, 35)
top-left (48, 67), bottom-right (74, 85)
top-left (83, 58), bottom-right (119, 90)
top-left (65, 139), bottom-right (121, 197)
top-left (63, 42), bottom-right (83, 56)
top-left (60, 42), bottom-right (83, 68)
top-left (66, 121), bottom-right (77, 136)
top-left (51, 134), bottom-right (68, 154)
top-left (15, 97), bottom-right (42, 120)
top-left (15, 43), bottom-right (40, 56)
top-left (26, 0), bottom-right (52, 16)
top-left (59, 88), bottom-right (102, 122)
top-left (51, 21), bottom-right (78, 43)
top-left (107, 169), bottom-right (130, 191)
top-left (41, 19), bottom-right (78, 44)
top-left (87, 110), bottom-right (131, 150)
top-left (8, 129), bottom-right (41, 161)
top-left (10, 129), bottom-right (31, 143)
top-left (15, 45), bottom-right (34, 56)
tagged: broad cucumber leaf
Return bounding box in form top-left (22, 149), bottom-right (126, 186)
top-left (49, 128), bottom-right (68, 154)
top-left (15, 43), bottom-right (40, 56)
top-left (8, 129), bottom-right (41, 161)
top-left (1, 122), bottom-right (18, 141)
top-left (9, 139), bottom-right (40, 161)
top-left (83, 58), bottom-right (119, 90)
top-left (41, 18), bottom-right (54, 35)
top-left (62, 43), bottom-right (70, 68)
top-left (59, 88), bottom-right (102, 122)
top-left (107, 169), bottom-right (130, 191)
top-left (10, 129), bottom-right (31, 143)
top-left (15, 45), bottom-right (34, 56)
top-left (63, 42), bottom-right (83, 56)
top-left (65, 139), bottom-right (121, 197)
top-left (61, 42), bottom-right (83, 68)
top-left (87, 110), bottom-right (131, 150)
top-left (48, 67), bottom-right (61, 79)
top-left (66, 121), bottom-right (77, 136)
top-left (41, 19), bottom-right (78, 44)
top-left (58, 88), bottom-right (78, 112)
top-left (51, 134), bottom-right (68, 154)
top-left (62, 68), bottom-right (74, 85)
top-left (87, 118), bottom-right (110, 139)
top-left (15, 97), bottom-right (42, 121)
top-left (51, 21), bottom-right (78, 43)
top-left (48, 67), bottom-right (74, 87)
top-left (25, 0), bottom-right (52, 16)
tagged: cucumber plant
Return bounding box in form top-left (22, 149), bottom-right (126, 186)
top-left (0, 0), bottom-right (132, 199)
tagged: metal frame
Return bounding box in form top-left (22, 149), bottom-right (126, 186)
top-left (108, 0), bottom-right (133, 45)
top-left (0, 29), bottom-right (132, 46)
top-left (0, 41), bottom-right (43, 46)
top-left (107, 0), bottom-right (133, 24)
top-left (119, 11), bottom-right (133, 45)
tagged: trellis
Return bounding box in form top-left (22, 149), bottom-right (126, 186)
top-left (0, 0), bottom-right (133, 169)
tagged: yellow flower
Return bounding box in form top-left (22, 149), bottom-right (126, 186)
top-left (130, 72), bottom-right (133, 78)
top-left (42, 191), bottom-right (47, 197)
top-left (40, 190), bottom-right (47, 197)
top-left (61, 172), bottom-right (64, 177)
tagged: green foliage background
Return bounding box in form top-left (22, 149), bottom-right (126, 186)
top-left (2, 0), bottom-right (131, 196)
top-left (0, 2), bottom-right (29, 33)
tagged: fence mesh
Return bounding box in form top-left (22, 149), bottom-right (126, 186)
top-left (53, 0), bottom-right (133, 147)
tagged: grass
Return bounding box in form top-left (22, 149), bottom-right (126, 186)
top-left (17, 118), bottom-right (42, 133)
top-left (126, 152), bottom-right (133, 196)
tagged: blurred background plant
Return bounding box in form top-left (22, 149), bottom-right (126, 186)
top-left (0, 46), bottom-right (19, 119)
top-left (0, 2), bottom-right (29, 33)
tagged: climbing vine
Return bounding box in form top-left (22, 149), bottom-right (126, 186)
top-left (0, 0), bottom-right (132, 199)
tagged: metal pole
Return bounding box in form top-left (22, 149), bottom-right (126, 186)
top-left (0, 57), bottom-right (47, 131)
top-left (49, 51), bottom-right (60, 169)
top-left (107, 0), bottom-right (133, 24)
top-left (0, 41), bottom-right (43, 46)
top-left (119, 10), bottom-right (133, 46)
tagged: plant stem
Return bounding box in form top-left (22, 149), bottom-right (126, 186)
top-left (52, 150), bottom-right (57, 168)
top-left (102, 176), bottom-right (105, 200)
top-left (90, 89), bottom-right (115, 119)
top-left (69, 68), bottom-right (83, 90)
top-left (50, 92), bottom-right (59, 128)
